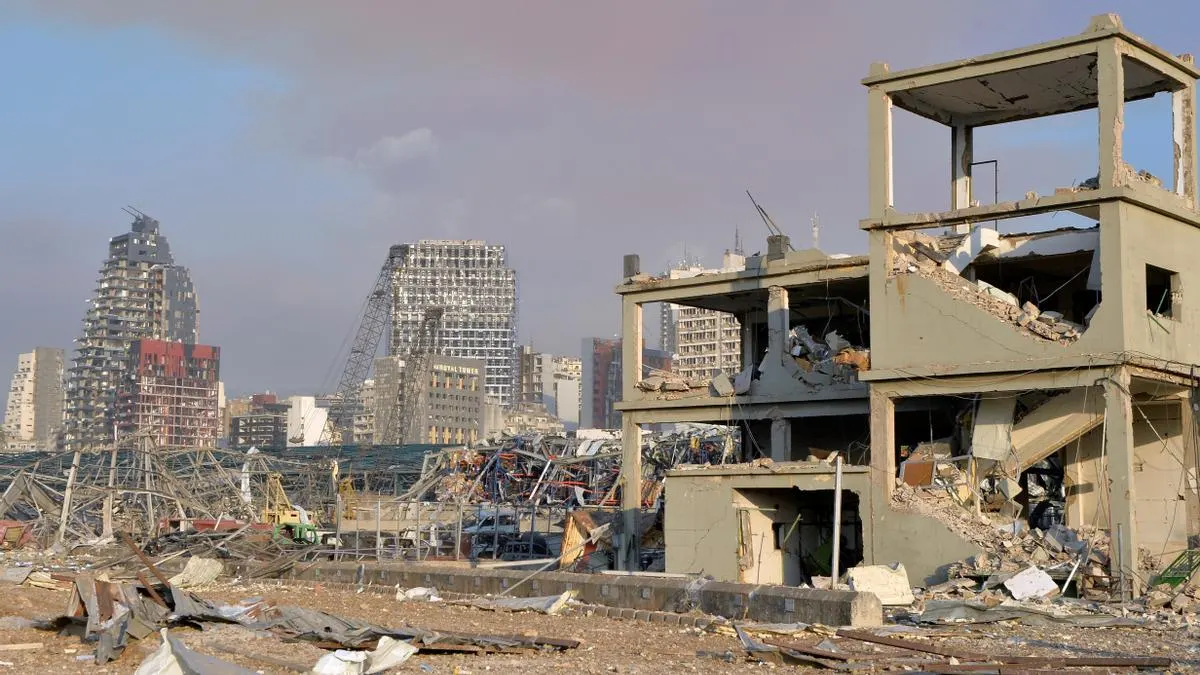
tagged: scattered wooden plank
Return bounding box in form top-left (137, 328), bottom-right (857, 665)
top-left (120, 531), bottom-right (173, 588)
top-left (836, 629), bottom-right (983, 660)
top-left (136, 572), bottom-right (168, 608)
top-left (837, 629), bottom-right (1172, 669)
top-left (0, 643), bottom-right (43, 651)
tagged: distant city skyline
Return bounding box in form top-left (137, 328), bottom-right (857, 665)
top-left (2, 3), bottom-right (1189, 396)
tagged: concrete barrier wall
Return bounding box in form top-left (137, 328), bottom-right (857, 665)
top-left (228, 561), bottom-right (881, 627)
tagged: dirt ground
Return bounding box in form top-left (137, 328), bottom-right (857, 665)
top-left (2, 580), bottom-right (1199, 673)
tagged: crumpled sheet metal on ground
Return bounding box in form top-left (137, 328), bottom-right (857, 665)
top-left (915, 599), bottom-right (1145, 627)
top-left (168, 590), bottom-right (568, 652)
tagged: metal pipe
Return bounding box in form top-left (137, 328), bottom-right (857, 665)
top-left (831, 457), bottom-right (843, 583)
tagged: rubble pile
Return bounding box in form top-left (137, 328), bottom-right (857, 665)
top-left (788, 326), bottom-right (870, 383)
top-left (890, 480), bottom-right (1012, 551)
top-left (636, 373), bottom-right (710, 393)
top-left (891, 236), bottom-right (1084, 344)
top-left (892, 480), bottom-right (1118, 600)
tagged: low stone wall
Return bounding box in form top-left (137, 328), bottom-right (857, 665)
top-left (228, 560), bottom-right (882, 627)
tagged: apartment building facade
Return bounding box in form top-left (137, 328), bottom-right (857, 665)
top-left (390, 240), bottom-right (517, 405)
top-left (116, 340), bottom-right (220, 448)
top-left (2, 347), bottom-right (65, 450)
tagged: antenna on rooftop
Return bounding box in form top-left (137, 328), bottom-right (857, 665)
top-left (811, 212), bottom-right (820, 251)
top-left (746, 190), bottom-right (795, 250)
top-left (734, 227), bottom-right (744, 255)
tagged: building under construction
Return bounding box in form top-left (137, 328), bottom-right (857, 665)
top-left (389, 240), bottom-right (518, 406)
top-left (65, 211), bottom-right (201, 450)
top-left (116, 339), bottom-right (221, 449)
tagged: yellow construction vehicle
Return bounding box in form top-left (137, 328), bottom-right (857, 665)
top-left (337, 476), bottom-right (359, 521)
top-left (261, 472), bottom-right (318, 544)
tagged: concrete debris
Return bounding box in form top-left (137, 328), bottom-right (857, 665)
top-left (789, 326), bottom-right (870, 383)
top-left (846, 563), bottom-right (915, 606)
top-left (890, 237), bottom-right (1084, 344)
top-left (168, 556), bottom-right (224, 589)
top-left (710, 372), bottom-right (735, 397)
top-left (1002, 566), bottom-right (1059, 600)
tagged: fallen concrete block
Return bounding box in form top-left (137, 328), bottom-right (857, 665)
top-left (847, 563), bottom-right (915, 606)
top-left (1037, 311), bottom-right (1063, 325)
top-left (1002, 566), bottom-right (1058, 600)
top-left (637, 376), bottom-right (665, 391)
top-left (733, 368), bottom-right (753, 395)
top-left (710, 373), bottom-right (735, 397)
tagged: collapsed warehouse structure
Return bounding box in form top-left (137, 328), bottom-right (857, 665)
top-left (615, 15), bottom-right (1200, 599)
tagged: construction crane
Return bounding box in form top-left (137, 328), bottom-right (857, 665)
top-left (380, 306), bottom-right (444, 445)
top-left (321, 245), bottom-right (406, 445)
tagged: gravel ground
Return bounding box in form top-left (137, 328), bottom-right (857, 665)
top-left (3, 580), bottom-right (1200, 673)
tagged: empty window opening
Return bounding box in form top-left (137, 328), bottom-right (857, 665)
top-left (1145, 264), bottom-right (1178, 318)
top-left (1121, 57), bottom-right (1178, 194)
top-left (739, 487), bottom-right (863, 586)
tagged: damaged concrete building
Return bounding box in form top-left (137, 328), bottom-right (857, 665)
top-left (616, 15), bottom-right (1200, 599)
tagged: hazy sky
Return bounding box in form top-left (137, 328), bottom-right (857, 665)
top-left (2, 2), bottom-right (1196, 396)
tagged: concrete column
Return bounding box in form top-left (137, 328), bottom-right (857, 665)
top-left (619, 413), bottom-right (642, 571)
top-left (770, 416), bottom-right (792, 462)
top-left (867, 83), bottom-right (894, 219)
top-left (740, 312), bottom-right (756, 373)
top-left (869, 388), bottom-right (896, 502)
top-left (1182, 390), bottom-right (1200, 550)
top-left (1172, 59), bottom-right (1196, 205)
top-left (1103, 367), bottom-right (1140, 598)
top-left (766, 286), bottom-right (789, 361)
top-left (1097, 43), bottom-right (1125, 189)
top-left (621, 298), bottom-right (643, 402)
top-left (951, 124), bottom-right (973, 233)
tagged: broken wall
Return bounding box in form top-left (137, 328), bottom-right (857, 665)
top-left (663, 468), bottom-right (872, 583)
top-left (1063, 401), bottom-right (1192, 570)
top-left (867, 229), bottom-right (1119, 375)
top-left (868, 508), bottom-right (983, 586)
top-left (1113, 203), bottom-right (1200, 367)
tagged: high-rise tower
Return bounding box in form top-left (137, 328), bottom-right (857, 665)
top-left (65, 210), bottom-right (199, 450)
top-left (2, 347), bottom-right (65, 450)
top-left (389, 240), bottom-right (517, 405)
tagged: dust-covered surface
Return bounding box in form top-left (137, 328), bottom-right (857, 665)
top-left (4, 579), bottom-right (1200, 673)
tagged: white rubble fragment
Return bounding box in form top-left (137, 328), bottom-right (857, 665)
top-left (312, 649), bottom-right (368, 675)
top-left (167, 557), bottom-right (223, 589)
top-left (1002, 566), bottom-right (1059, 600)
top-left (847, 563), bottom-right (915, 606)
top-left (395, 586), bottom-right (441, 602)
top-left (135, 628), bottom-right (256, 675)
